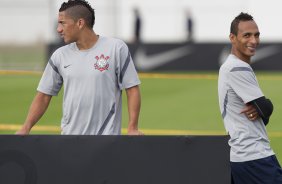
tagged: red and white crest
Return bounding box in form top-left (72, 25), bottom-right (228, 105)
top-left (94, 54), bottom-right (110, 72)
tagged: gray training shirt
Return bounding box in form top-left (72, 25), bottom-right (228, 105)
top-left (38, 36), bottom-right (141, 135)
top-left (218, 54), bottom-right (274, 162)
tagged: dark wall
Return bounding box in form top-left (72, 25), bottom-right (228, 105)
top-left (128, 42), bottom-right (282, 71)
top-left (0, 135), bottom-right (230, 184)
top-left (47, 42), bottom-right (282, 72)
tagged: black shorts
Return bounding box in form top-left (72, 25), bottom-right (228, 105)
top-left (230, 155), bottom-right (282, 184)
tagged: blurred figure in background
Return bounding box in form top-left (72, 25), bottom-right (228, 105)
top-left (133, 7), bottom-right (142, 43)
top-left (186, 8), bottom-right (194, 42)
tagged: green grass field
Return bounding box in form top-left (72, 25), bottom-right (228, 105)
top-left (0, 45), bottom-right (45, 71)
top-left (0, 71), bottom-right (282, 163)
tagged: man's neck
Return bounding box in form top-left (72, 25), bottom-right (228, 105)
top-left (76, 30), bottom-right (99, 50)
top-left (231, 49), bottom-right (251, 64)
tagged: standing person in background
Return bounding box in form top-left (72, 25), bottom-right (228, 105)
top-left (186, 9), bottom-right (194, 42)
top-left (17, 0), bottom-right (143, 135)
top-left (133, 8), bottom-right (142, 43)
top-left (218, 12), bottom-right (282, 184)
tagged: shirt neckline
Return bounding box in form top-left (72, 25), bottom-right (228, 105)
top-left (73, 35), bottom-right (102, 52)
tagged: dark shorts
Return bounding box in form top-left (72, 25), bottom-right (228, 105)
top-left (230, 155), bottom-right (282, 184)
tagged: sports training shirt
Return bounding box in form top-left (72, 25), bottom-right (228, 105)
top-left (218, 54), bottom-right (274, 162)
top-left (38, 36), bottom-right (141, 135)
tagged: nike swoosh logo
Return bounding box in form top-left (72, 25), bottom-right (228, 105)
top-left (251, 45), bottom-right (281, 63)
top-left (64, 64), bottom-right (71, 68)
top-left (219, 45), bottom-right (281, 66)
top-left (134, 45), bottom-right (193, 71)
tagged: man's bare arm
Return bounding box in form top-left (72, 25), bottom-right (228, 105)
top-left (16, 92), bottom-right (52, 135)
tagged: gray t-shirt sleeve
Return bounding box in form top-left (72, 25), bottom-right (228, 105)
top-left (116, 42), bottom-right (140, 90)
top-left (229, 67), bottom-right (264, 103)
top-left (37, 57), bottom-right (63, 96)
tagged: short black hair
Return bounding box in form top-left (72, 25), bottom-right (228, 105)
top-left (230, 12), bottom-right (254, 35)
top-left (59, 0), bottom-right (95, 28)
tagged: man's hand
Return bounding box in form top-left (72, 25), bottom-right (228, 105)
top-left (127, 129), bottom-right (144, 135)
top-left (15, 126), bottom-right (30, 135)
top-left (241, 104), bottom-right (259, 121)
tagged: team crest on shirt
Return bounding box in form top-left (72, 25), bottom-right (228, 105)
top-left (94, 54), bottom-right (110, 72)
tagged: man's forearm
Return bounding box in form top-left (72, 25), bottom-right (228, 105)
top-left (17, 92), bottom-right (52, 134)
top-left (126, 86), bottom-right (141, 134)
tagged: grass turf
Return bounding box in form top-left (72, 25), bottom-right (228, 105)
top-left (0, 72), bottom-right (282, 162)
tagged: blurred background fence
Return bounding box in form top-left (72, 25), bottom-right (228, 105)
top-left (1, 0), bottom-right (282, 71)
top-left (1, 0), bottom-right (282, 45)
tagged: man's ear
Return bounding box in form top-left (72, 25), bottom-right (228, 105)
top-left (77, 18), bottom-right (85, 29)
top-left (229, 33), bottom-right (236, 44)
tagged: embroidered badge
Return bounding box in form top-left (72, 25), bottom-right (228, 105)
top-left (94, 54), bottom-right (110, 72)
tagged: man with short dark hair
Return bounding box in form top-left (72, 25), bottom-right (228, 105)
top-left (17, 0), bottom-right (143, 135)
top-left (218, 12), bottom-right (282, 183)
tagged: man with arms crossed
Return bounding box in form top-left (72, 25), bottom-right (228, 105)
top-left (218, 12), bottom-right (282, 183)
top-left (17, 0), bottom-right (143, 135)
